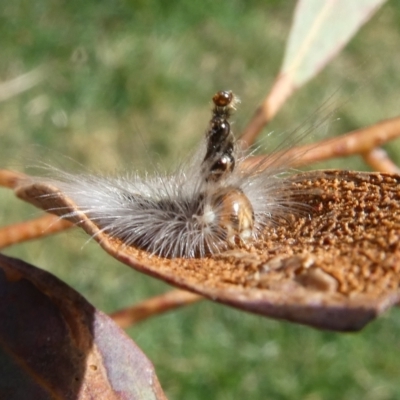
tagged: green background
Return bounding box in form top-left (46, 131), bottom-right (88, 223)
top-left (1, 1), bottom-right (400, 399)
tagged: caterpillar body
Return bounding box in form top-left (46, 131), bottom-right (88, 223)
top-left (41, 91), bottom-right (305, 258)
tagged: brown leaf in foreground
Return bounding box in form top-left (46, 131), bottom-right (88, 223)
top-left (0, 253), bottom-right (167, 399)
top-left (13, 170), bottom-right (400, 332)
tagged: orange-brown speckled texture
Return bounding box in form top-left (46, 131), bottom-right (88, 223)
top-left (15, 170), bottom-right (400, 331)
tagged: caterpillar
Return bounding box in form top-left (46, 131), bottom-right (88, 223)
top-left (38, 91), bottom-right (308, 258)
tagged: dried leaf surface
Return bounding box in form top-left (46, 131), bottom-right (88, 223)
top-left (0, 253), bottom-right (166, 400)
top-left (15, 170), bottom-right (400, 332)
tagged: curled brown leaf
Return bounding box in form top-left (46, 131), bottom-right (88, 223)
top-left (14, 170), bottom-right (400, 331)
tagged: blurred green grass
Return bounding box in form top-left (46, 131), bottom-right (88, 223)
top-left (1, 1), bottom-right (400, 399)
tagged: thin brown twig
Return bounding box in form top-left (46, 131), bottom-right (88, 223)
top-left (0, 169), bottom-right (74, 247)
top-left (362, 148), bottom-right (400, 174)
top-left (110, 289), bottom-right (203, 329)
top-left (0, 214), bottom-right (74, 249)
top-left (240, 74), bottom-right (295, 148)
top-left (243, 116), bottom-right (400, 169)
top-left (289, 116), bottom-right (400, 167)
top-left (0, 169), bottom-right (27, 188)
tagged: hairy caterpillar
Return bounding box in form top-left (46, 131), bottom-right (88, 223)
top-left (38, 91), bottom-right (309, 258)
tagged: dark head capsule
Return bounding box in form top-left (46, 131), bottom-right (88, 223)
top-left (213, 91), bottom-right (233, 108)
